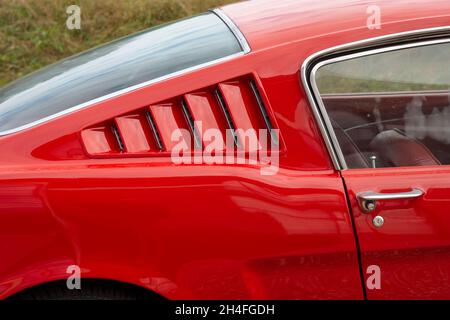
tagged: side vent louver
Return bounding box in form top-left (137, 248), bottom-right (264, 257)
top-left (81, 75), bottom-right (282, 157)
top-left (145, 110), bottom-right (164, 151)
top-left (111, 124), bottom-right (125, 152)
top-left (215, 88), bottom-right (239, 147)
top-left (181, 99), bottom-right (202, 149)
top-left (249, 80), bottom-right (279, 146)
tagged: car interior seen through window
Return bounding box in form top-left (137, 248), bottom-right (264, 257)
top-left (314, 41), bottom-right (450, 169)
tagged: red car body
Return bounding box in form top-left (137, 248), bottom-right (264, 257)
top-left (1, 0), bottom-right (450, 300)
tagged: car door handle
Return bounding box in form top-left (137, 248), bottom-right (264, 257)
top-left (357, 188), bottom-right (424, 212)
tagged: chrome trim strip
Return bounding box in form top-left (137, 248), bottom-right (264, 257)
top-left (311, 38), bottom-right (450, 70)
top-left (301, 26), bottom-right (450, 170)
top-left (0, 13), bottom-right (251, 137)
top-left (212, 8), bottom-right (251, 54)
top-left (321, 90), bottom-right (450, 98)
top-left (0, 53), bottom-right (245, 137)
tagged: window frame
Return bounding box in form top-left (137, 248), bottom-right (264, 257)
top-left (301, 27), bottom-right (450, 170)
top-left (0, 9), bottom-right (250, 137)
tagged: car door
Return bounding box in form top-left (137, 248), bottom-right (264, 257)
top-left (311, 37), bottom-right (450, 299)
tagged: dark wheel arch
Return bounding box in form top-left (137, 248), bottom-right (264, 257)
top-left (7, 279), bottom-right (167, 300)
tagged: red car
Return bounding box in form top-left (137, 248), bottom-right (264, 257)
top-left (1, 0), bottom-right (450, 300)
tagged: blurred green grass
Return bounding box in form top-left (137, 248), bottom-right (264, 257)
top-left (0, 0), bottom-right (239, 87)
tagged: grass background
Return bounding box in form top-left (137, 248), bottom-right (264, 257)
top-left (0, 0), bottom-right (239, 87)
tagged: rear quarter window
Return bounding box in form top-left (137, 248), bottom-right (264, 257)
top-left (0, 12), bottom-right (243, 134)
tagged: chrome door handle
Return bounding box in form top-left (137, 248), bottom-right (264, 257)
top-left (357, 188), bottom-right (424, 213)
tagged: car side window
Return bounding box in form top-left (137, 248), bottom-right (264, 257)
top-left (0, 12), bottom-right (243, 134)
top-left (314, 41), bottom-right (450, 169)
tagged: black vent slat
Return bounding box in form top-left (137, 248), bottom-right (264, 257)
top-left (249, 80), bottom-right (279, 146)
top-left (215, 88), bottom-right (240, 147)
top-left (145, 110), bottom-right (165, 151)
top-left (181, 99), bottom-right (202, 149)
top-left (111, 124), bottom-right (125, 152)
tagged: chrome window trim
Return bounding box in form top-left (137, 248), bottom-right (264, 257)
top-left (301, 26), bottom-right (450, 171)
top-left (0, 10), bottom-right (250, 137)
top-left (212, 8), bottom-right (251, 54)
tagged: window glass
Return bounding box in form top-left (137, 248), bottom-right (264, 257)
top-left (0, 13), bottom-right (242, 133)
top-left (315, 42), bottom-right (450, 168)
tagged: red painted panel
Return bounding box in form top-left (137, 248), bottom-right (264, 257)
top-left (81, 124), bottom-right (119, 155)
top-left (0, 168), bottom-right (363, 300)
top-left (343, 166), bottom-right (450, 299)
top-left (149, 102), bottom-right (191, 151)
top-left (115, 113), bottom-right (155, 153)
top-left (184, 92), bottom-right (229, 151)
top-left (218, 80), bottom-right (267, 152)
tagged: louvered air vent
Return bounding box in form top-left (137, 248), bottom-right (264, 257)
top-left (81, 75), bottom-right (282, 157)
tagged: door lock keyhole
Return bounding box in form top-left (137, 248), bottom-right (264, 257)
top-left (363, 200), bottom-right (376, 212)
